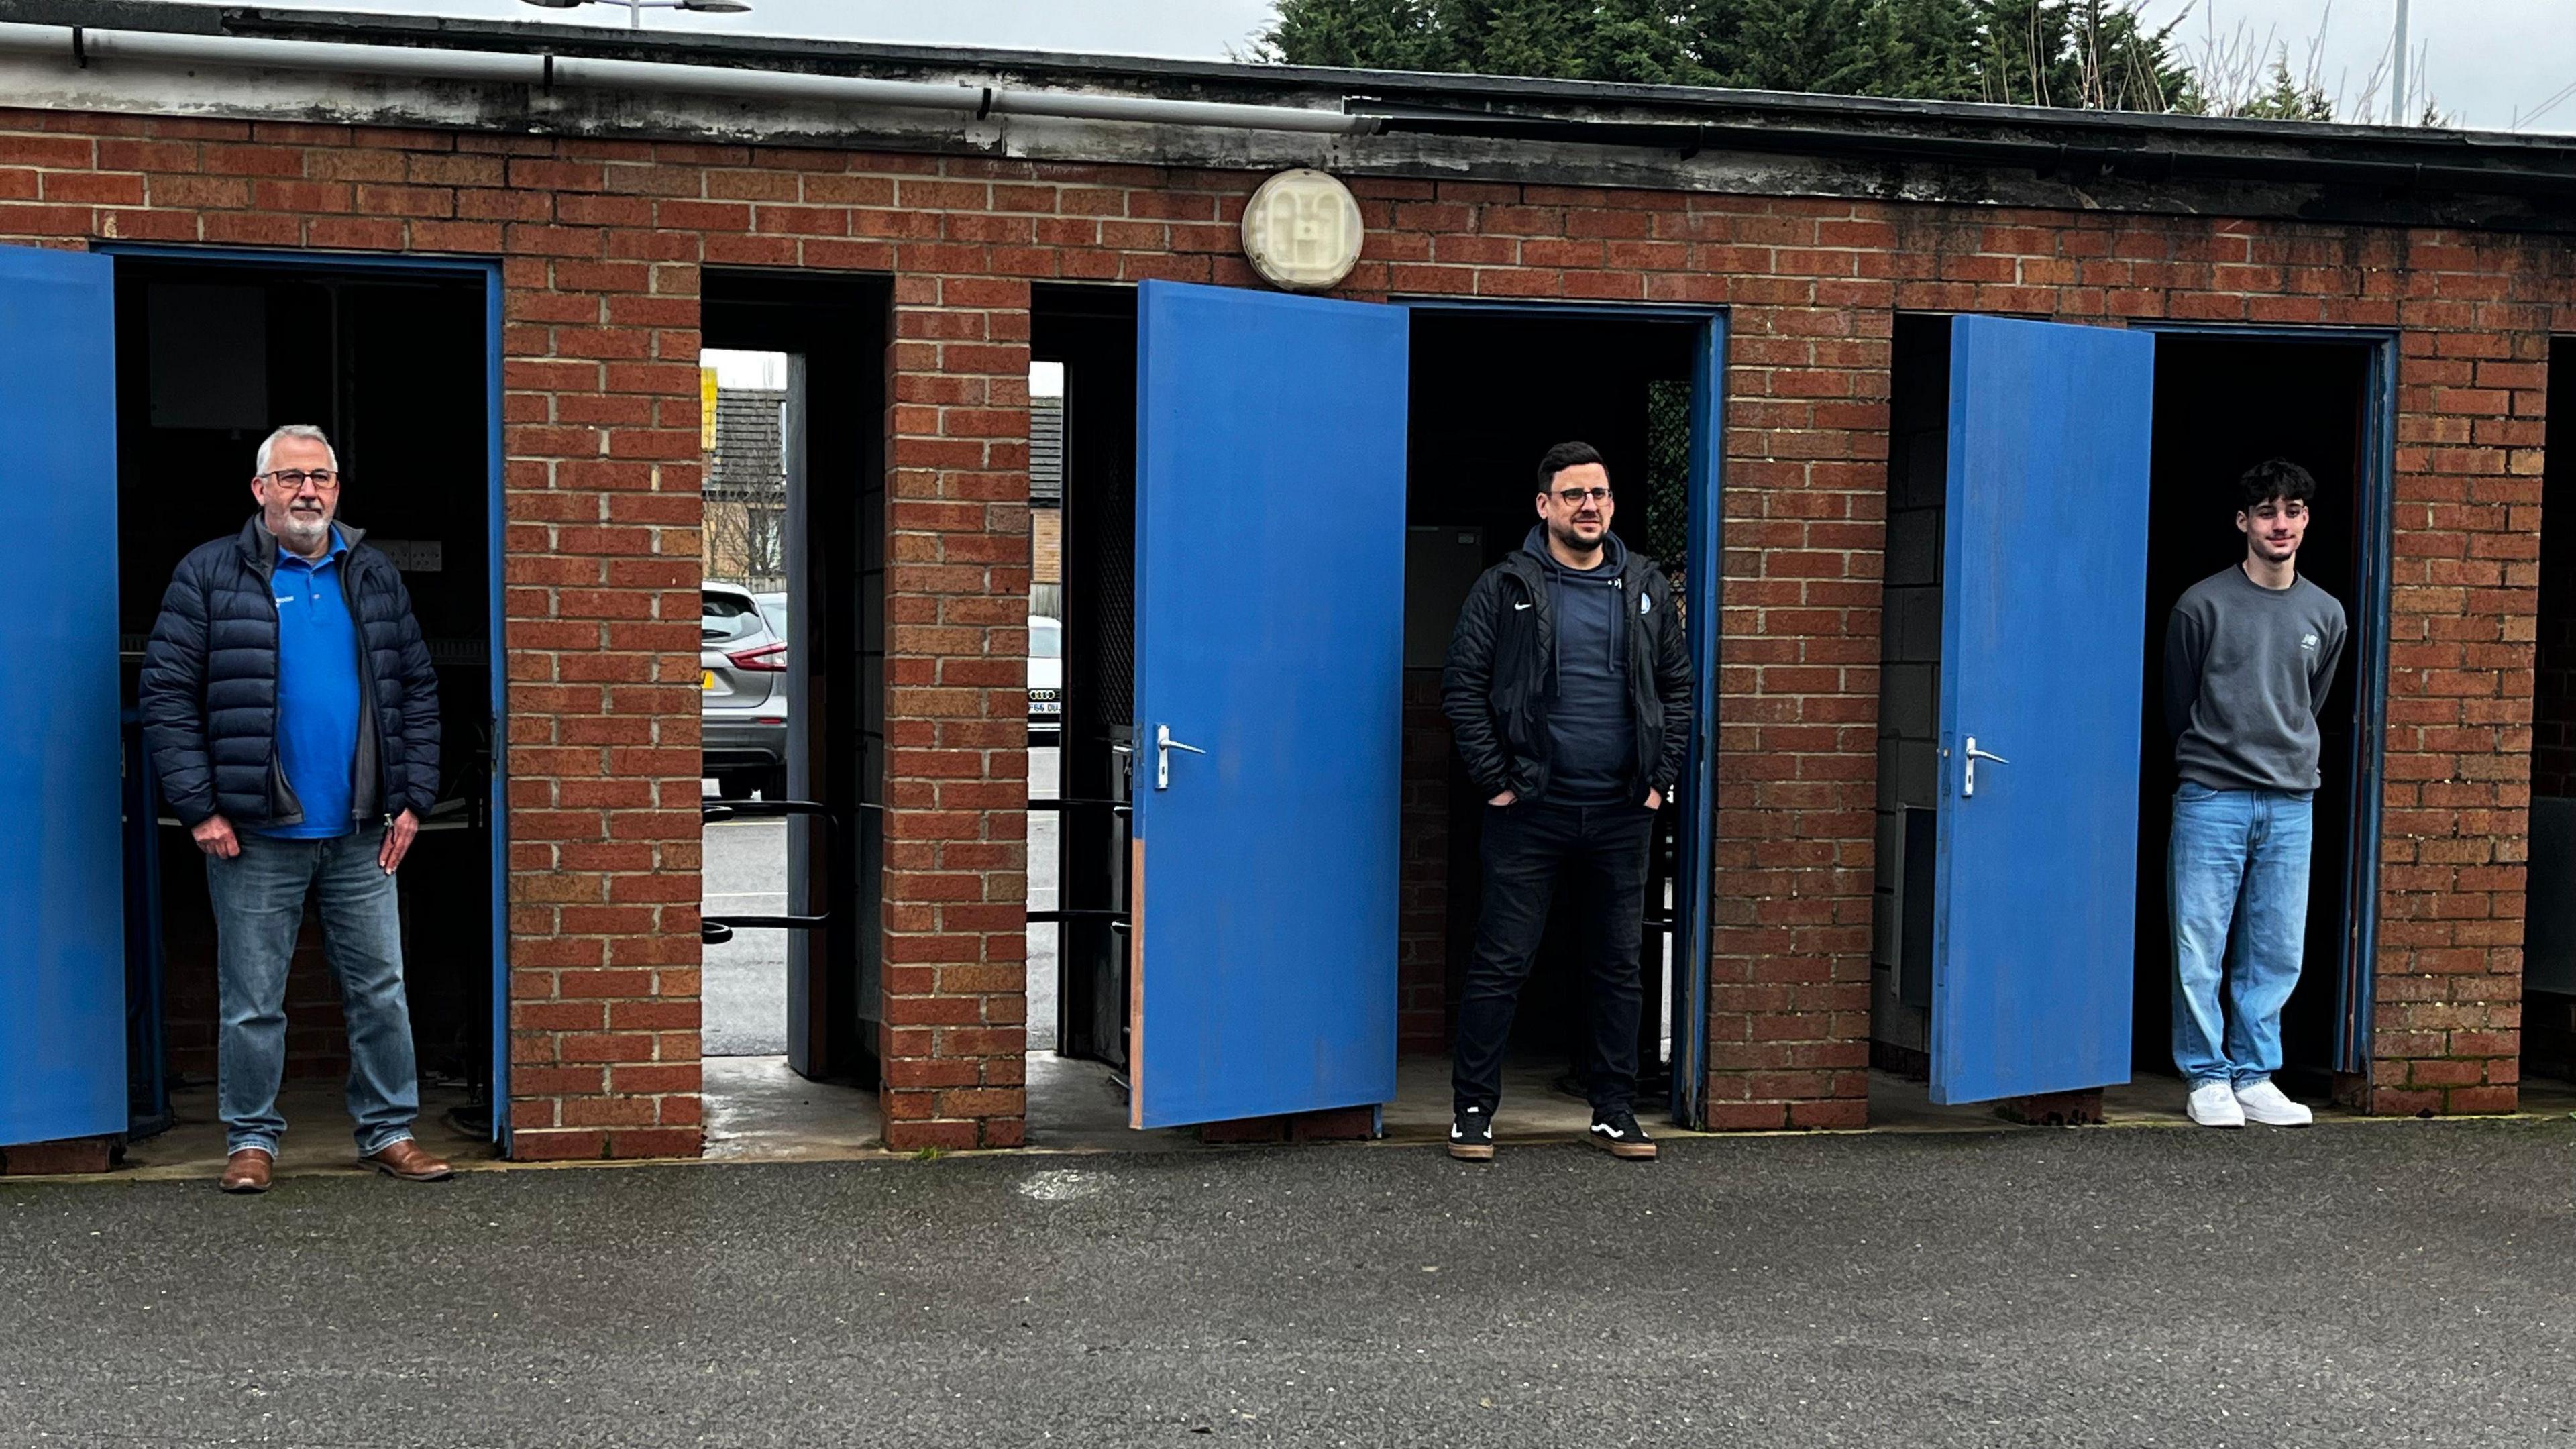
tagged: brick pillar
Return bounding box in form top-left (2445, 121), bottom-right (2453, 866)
top-left (500, 246), bottom-right (708, 1159)
top-left (1702, 264), bottom-right (1885, 1130)
top-left (879, 271), bottom-right (1032, 1150)
top-left (2364, 293), bottom-right (2544, 1115)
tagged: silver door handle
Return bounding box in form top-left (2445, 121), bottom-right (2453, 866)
top-left (1154, 723), bottom-right (1205, 790)
top-left (1962, 735), bottom-right (2008, 798)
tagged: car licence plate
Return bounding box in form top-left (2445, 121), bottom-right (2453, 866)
top-left (701, 671), bottom-right (716, 690)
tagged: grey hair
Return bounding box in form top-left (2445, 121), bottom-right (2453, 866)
top-left (254, 424), bottom-right (339, 477)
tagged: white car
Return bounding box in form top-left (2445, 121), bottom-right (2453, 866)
top-left (1028, 615), bottom-right (1062, 742)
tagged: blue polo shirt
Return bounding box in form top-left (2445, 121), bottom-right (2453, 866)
top-left (258, 528), bottom-right (362, 839)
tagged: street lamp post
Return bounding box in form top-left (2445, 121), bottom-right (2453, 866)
top-left (2390, 0), bottom-right (2410, 125)
top-left (522, 0), bottom-right (751, 30)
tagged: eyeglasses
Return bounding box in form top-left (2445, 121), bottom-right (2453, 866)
top-left (261, 470), bottom-right (340, 491)
top-left (1552, 486), bottom-right (1612, 505)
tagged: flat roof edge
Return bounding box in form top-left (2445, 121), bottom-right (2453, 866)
top-left (2, 0), bottom-right (2567, 165)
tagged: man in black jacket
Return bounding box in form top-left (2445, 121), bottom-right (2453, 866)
top-left (1441, 441), bottom-right (1692, 1163)
top-left (140, 425), bottom-right (451, 1194)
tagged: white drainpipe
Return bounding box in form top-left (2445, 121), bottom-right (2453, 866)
top-left (0, 22), bottom-right (1385, 136)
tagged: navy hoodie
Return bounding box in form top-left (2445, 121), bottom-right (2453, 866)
top-left (1526, 525), bottom-right (1638, 804)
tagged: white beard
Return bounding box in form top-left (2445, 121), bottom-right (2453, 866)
top-left (278, 513), bottom-right (330, 549)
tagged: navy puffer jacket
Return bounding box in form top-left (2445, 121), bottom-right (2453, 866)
top-left (140, 518), bottom-right (441, 830)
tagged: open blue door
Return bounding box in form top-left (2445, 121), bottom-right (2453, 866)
top-left (0, 244), bottom-right (125, 1148)
top-left (1930, 316), bottom-right (2154, 1105)
top-left (1129, 280), bottom-right (1407, 1129)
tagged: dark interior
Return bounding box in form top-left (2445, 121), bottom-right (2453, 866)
top-left (1030, 284), bottom-right (1138, 1071)
top-left (2523, 337), bottom-right (2576, 1083)
top-left (113, 257), bottom-right (494, 1136)
top-left (701, 270), bottom-right (890, 1086)
top-left (2134, 336), bottom-right (2375, 1093)
top-left (1032, 291), bottom-right (1706, 1120)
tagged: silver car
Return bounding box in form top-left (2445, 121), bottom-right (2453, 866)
top-left (702, 582), bottom-right (788, 800)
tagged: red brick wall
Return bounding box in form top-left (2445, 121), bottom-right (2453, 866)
top-left (2367, 232), bottom-right (2557, 1114)
top-left (879, 267), bottom-right (1032, 1151)
top-left (7, 105), bottom-right (2568, 1147)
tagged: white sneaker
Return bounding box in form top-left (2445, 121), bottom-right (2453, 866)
top-left (2186, 1080), bottom-right (2245, 1128)
top-left (2234, 1079), bottom-right (2314, 1127)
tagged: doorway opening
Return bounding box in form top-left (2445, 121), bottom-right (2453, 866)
top-left (1395, 307), bottom-right (1705, 1143)
top-left (2135, 331), bottom-right (2382, 1106)
top-left (1868, 314), bottom-right (2385, 1117)
top-left (696, 271), bottom-right (888, 1159)
top-left (111, 252), bottom-right (498, 1173)
top-left (2524, 337), bottom-right (2576, 1093)
top-left (1028, 285), bottom-right (1714, 1145)
top-left (1026, 284), bottom-right (1139, 1142)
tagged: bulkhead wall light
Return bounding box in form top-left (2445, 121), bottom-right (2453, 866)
top-left (1240, 169), bottom-right (1366, 293)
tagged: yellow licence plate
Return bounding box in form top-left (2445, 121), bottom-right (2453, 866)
top-left (701, 671), bottom-right (717, 690)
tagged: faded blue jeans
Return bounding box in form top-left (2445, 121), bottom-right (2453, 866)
top-left (208, 824), bottom-right (419, 1157)
top-left (2169, 783), bottom-right (2313, 1089)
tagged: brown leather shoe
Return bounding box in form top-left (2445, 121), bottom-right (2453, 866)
top-left (362, 1139), bottom-right (454, 1183)
top-left (219, 1148), bottom-right (274, 1194)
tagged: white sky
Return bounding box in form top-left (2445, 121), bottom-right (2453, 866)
top-left (700, 348), bottom-right (784, 388)
top-left (2136, 0), bottom-right (2576, 132)
top-left (706, 352), bottom-right (1063, 396)
top-left (229, 0), bottom-right (2575, 133)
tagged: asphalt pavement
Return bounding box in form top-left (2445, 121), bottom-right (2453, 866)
top-left (7, 1116), bottom-right (2572, 1447)
top-left (699, 747), bottom-right (1058, 1057)
top-left (700, 814), bottom-right (789, 1057)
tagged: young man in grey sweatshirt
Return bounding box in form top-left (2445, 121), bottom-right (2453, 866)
top-left (2162, 458), bottom-right (2348, 1128)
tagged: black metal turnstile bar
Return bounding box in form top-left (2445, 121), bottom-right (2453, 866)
top-left (700, 798), bottom-right (844, 945)
top-left (1024, 794), bottom-right (1124, 927)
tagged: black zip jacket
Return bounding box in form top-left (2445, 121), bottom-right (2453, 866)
top-left (1441, 536), bottom-right (1692, 805)
top-left (139, 517), bottom-right (442, 830)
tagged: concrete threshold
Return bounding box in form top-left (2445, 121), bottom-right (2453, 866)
top-left (25, 1062), bottom-right (2571, 1186)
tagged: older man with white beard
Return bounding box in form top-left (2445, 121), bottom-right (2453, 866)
top-left (139, 425), bottom-right (449, 1194)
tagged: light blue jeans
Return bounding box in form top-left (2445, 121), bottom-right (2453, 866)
top-left (2169, 783), bottom-right (2313, 1089)
top-left (207, 824), bottom-right (419, 1157)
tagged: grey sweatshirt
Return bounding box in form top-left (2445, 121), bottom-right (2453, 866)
top-left (1527, 525), bottom-right (1638, 805)
top-left (2163, 565), bottom-right (2349, 793)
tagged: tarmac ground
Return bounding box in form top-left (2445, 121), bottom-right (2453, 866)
top-left (6, 1112), bottom-right (2572, 1448)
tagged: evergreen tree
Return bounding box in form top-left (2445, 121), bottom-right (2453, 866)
top-left (2215, 56), bottom-right (2334, 122)
top-left (1256, 0), bottom-right (2202, 113)
top-left (1965, 0), bottom-right (2198, 111)
top-left (1258, 0), bottom-right (1460, 73)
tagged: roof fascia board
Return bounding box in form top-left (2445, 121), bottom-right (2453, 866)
top-left (129, 0), bottom-right (2576, 162)
top-left (0, 1), bottom-right (2569, 232)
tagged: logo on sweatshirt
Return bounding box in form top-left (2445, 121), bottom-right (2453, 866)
top-left (2301, 633), bottom-right (2320, 652)
top-left (1640, 593), bottom-right (1652, 616)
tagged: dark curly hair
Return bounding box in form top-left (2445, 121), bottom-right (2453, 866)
top-left (2236, 458), bottom-right (2317, 513)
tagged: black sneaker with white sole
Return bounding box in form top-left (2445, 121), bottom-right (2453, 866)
top-left (1587, 1109), bottom-right (1656, 1160)
top-left (1448, 1106), bottom-right (1495, 1161)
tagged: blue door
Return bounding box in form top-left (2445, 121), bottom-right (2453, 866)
top-left (1128, 280), bottom-right (1407, 1129)
top-left (1931, 316), bottom-right (2155, 1105)
top-left (0, 245), bottom-right (125, 1147)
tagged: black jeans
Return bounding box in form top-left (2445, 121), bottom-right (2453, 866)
top-left (1452, 798), bottom-right (1655, 1117)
